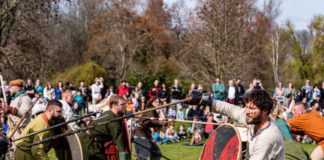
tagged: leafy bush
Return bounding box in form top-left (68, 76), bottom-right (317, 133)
top-left (50, 61), bottom-right (107, 86)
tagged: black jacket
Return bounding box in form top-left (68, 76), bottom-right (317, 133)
top-left (237, 84), bottom-right (245, 96)
top-left (171, 86), bottom-right (182, 99)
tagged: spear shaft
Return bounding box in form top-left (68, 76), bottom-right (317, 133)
top-left (28, 98), bottom-right (190, 147)
top-left (12, 111), bottom-right (100, 142)
top-left (8, 96), bottom-right (40, 139)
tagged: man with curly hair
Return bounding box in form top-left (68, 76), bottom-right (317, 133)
top-left (186, 89), bottom-right (284, 160)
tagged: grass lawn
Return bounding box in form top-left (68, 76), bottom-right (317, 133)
top-left (158, 141), bottom-right (204, 160)
top-left (300, 143), bottom-right (317, 155)
top-left (48, 141), bottom-right (316, 159)
top-left (131, 142), bottom-right (317, 160)
top-left (130, 140), bottom-right (203, 160)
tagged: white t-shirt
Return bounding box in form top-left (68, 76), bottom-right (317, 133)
top-left (228, 86), bottom-right (236, 99)
top-left (59, 100), bottom-right (73, 121)
top-left (91, 84), bottom-right (102, 99)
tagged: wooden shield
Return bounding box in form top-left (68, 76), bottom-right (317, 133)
top-left (200, 124), bottom-right (242, 160)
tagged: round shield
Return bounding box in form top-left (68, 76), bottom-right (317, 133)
top-left (200, 124), bottom-right (242, 160)
top-left (66, 124), bottom-right (84, 160)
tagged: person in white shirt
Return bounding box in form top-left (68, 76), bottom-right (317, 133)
top-left (59, 90), bottom-right (73, 121)
top-left (43, 82), bottom-right (55, 101)
top-left (186, 89), bottom-right (285, 160)
top-left (91, 78), bottom-right (103, 105)
top-left (226, 80), bottom-right (239, 105)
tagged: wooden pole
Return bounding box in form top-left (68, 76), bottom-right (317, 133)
top-left (8, 96), bottom-right (40, 139)
top-left (12, 111), bottom-right (100, 142)
top-left (135, 117), bottom-right (246, 127)
top-left (0, 75), bottom-right (7, 104)
top-left (0, 75), bottom-right (7, 132)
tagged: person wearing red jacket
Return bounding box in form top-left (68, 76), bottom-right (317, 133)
top-left (148, 80), bottom-right (160, 100)
top-left (117, 80), bottom-right (129, 98)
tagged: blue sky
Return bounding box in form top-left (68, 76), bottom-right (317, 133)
top-left (264, 0), bottom-right (324, 30)
top-left (164, 0), bottom-right (324, 30)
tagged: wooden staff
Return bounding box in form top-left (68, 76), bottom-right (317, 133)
top-left (173, 119), bottom-right (246, 127)
top-left (135, 117), bottom-right (247, 128)
top-left (0, 75), bottom-right (7, 132)
top-left (28, 98), bottom-right (191, 147)
top-left (8, 96), bottom-right (40, 139)
top-left (0, 75), bottom-right (17, 140)
top-left (0, 75), bottom-right (7, 104)
top-left (12, 111), bottom-right (100, 142)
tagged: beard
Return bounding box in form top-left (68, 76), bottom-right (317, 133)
top-left (50, 116), bottom-right (65, 126)
top-left (246, 113), bottom-right (262, 125)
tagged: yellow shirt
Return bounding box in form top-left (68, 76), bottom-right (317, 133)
top-left (15, 113), bottom-right (52, 160)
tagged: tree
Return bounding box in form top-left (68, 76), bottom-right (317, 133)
top-left (86, 0), bottom-right (176, 81)
top-left (265, 24), bottom-right (291, 84)
top-left (283, 16), bottom-right (324, 86)
top-left (309, 15), bottom-right (324, 83)
top-left (178, 0), bottom-right (272, 86)
top-left (262, 0), bottom-right (288, 85)
top-left (0, 0), bottom-right (72, 79)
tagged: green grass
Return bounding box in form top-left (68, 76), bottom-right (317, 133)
top-left (300, 143), bottom-right (317, 155)
top-left (130, 140), bottom-right (203, 160)
top-left (48, 141), bottom-right (317, 160)
top-left (159, 141), bottom-right (204, 160)
top-left (131, 142), bottom-right (317, 160)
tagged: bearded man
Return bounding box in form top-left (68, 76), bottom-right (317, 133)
top-left (14, 100), bottom-right (63, 160)
top-left (186, 89), bottom-right (284, 160)
top-left (87, 95), bottom-right (130, 160)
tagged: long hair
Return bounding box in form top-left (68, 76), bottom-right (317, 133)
top-left (270, 99), bottom-right (284, 120)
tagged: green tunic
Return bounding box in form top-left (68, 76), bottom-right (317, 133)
top-left (14, 113), bottom-right (53, 160)
top-left (86, 110), bottom-right (129, 160)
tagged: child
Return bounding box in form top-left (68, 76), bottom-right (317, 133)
top-left (151, 128), bottom-right (162, 144)
top-left (191, 129), bottom-right (203, 146)
top-left (163, 124), bottom-right (179, 143)
top-left (178, 125), bottom-right (187, 140)
top-left (176, 107), bottom-right (184, 119)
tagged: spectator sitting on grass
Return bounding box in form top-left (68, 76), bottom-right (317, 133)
top-left (167, 106), bottom-right (176, 119)
top-left (151, 128), bottom-right (162, 144)
top-left (178, 125), bottom-right (187, 140)
top-left (187, 116), bottom-right (204, 135)
top-left (162, 124), bottom-right (179, 143)
top-left (176, 107), bottom-right (184, 119)
top-left (190, 129), bottom-right (203, 146)
top-left (159, 130), bottom-right (167, 144)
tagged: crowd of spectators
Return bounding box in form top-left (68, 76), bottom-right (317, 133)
top-left (1, 77), bottom-right (323, 146)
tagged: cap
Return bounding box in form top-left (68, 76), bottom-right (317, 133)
top-left (9, 79), bottom-right (24, 87)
